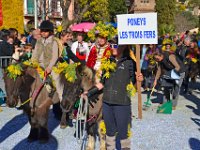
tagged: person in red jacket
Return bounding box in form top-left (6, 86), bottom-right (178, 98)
top-left (86, 22), bottom-right (117, 71)
top-left (86, 35), bottom-right (111, 70)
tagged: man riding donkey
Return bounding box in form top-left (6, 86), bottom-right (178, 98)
top-left (31, 20), bottom-right (64, 102)
top-left (32, 21), bottom-right (84, 124)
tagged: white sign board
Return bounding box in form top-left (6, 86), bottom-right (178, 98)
top-left (117, 13), bottom-right (158, 45)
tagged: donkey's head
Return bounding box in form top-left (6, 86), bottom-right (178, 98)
top-left (3, 71), bottom-right (24, 107)
top-left (60, 64), bottom-right (95, 112)
top-left (3, 66), bottom-right (35, 107)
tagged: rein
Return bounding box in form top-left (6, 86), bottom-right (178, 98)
top-left (86, 115), bottom-right (97, 123)
top-left (75, 94), bottom-right (102, 144)
top-left (87, 105), bottom-right (102, 123)
top-left (15, 74), bottom-right (37, 109)
top-left (14, 70), bottom-right (38, 109)
top-left (31, 72), bottom-right (48, 116)
top-left (76, 95), bottom-right (89, 143)
top-left (16, 97), bottom-right (32, 109)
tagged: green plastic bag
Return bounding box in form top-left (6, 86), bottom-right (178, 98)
top-left (157, 100), bottom-right (172, 114)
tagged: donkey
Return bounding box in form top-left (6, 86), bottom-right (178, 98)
top-left (4, 66), bottom-right (59, 142)
top-left (60, 64), bottom-right (105, 150)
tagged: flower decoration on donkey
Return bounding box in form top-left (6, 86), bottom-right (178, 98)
top-left (23, 60), bottom-right (45, 79)
top-left (6, 64), bottom-right (23, 80)
top-left (53, 62), bottom-right (80, 83)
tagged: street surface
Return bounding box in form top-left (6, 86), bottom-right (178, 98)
top-left (0, 69), bottom-right (200, 150)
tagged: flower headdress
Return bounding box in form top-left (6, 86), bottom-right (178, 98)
top-left (161, 38), bottom-right (176, 51)
top-left (88, 22), bottom-right (117, 40)
top-left (162, 38), bottom-right (173, 46)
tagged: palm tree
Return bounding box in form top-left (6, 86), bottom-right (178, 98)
top-left (159, 24), bottom-right (176, 36)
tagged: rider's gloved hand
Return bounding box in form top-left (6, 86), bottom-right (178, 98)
top-left (87, 86), bottom-right (99, 98)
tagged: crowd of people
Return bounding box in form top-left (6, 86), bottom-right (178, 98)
top-left (0, 20), bottom-right (200, 150)
top-left (140, 31), bottom-right (200, 111)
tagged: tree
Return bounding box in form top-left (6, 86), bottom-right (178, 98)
top-left (155, 0), bottom-right (177, 35)
top-left (108, 0), bottom-right (127, 21)
top-left (80, 0), bottom-right (109, 22)
top-left (159, 24), bottom-right (176, 36)
top-left (189, 0), bottom-right (200, 6)
top-left (175, 12), bottom-right (197, 33)
top-left (60, 0), bottom-right (73, 29)
top-left (60, 0), bottom-right (109, 29)
top-left (189, 0), bottom-right (200, 31)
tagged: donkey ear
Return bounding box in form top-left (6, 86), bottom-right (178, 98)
top-left (76, 64), bottom-right (85, 75)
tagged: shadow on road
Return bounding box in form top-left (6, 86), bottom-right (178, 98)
top-left (189, 138), bottom-right (200, 150)
top-left (191, 118), bottom-right (200, 132)
top-left (182, 91), bottom-right (200, 116)
top-left (8, 110), bottom-right (60, 149)
top-left (0, 113), bottom-right (28, 143)
top-left (12, 135), bottom-right (58, 150)
top-left (181, 80), bottom-right (200, 131)
top-left (0, 110), bottom-right (60, 150)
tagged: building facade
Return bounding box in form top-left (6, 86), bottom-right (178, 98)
top-left (130, 0), bottom-right (155, 13)
top-left (24, 0), bottom-right (65, 29)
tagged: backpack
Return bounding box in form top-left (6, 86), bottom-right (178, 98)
top-left (164, 52), bottom-right (185, 73)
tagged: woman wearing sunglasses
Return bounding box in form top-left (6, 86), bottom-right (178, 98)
top-left (84, 37), bottom-right (143, 150)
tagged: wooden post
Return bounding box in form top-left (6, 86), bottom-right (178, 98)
top-left (136, 44), bottom-right (142, 119)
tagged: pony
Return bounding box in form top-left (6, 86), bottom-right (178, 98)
top-left (60, 64), bottom-right (105, 150)
top-left (3, 66), bottom-right (59, 142)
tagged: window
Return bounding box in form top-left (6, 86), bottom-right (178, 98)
top-left (27, 0), bottom-right (34, 14)
top-left (51, 0), bottom-right (61, 16)
top-left (141, 0), bottom-right (149, 3)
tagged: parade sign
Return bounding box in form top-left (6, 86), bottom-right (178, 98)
top-left (117, 13), bottom-right (158, 45)
top-left (0, 0), bottom-right (2, 26)
top-left (0, 0), bottom-right (24, 33)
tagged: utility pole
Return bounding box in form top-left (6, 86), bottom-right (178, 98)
top-left (43, 0), bottom-right (46, 20)
top-left (125, 0), bottom-right (131, 13)
top-left (199, 6), bottom-right (200, 33)
top-left (34, 0), bottom-right (38, 28)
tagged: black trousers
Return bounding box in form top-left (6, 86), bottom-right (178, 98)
top-left (102, 102), bottom-right (131, 140)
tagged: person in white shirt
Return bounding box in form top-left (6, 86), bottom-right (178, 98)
top-left (71, 33), bottom-right (89, 61)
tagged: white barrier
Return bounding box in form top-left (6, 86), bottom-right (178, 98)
top-left (0, 56), bottom-right (11, 97)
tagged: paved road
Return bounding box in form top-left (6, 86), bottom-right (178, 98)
top-left (0, 70), bottom-right (200, 150)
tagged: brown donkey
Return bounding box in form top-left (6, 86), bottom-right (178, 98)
top-left (4, 67), bottom-right (59, 143)
top-left (60, 64), bottom-right (105, 150)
